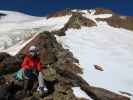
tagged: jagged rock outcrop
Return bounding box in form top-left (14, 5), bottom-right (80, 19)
top-left (53, 13), bottom-right (96, 36)
top-left (62, 13), bottom-right (96, 30)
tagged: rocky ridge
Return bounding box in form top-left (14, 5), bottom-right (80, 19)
top-left (0, 31), bottom-right (130, 100)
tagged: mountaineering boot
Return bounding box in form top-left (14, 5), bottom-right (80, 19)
top-left (37, 72), bottom-right (48, 96)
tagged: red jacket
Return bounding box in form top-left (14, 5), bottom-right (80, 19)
top-left (21, 55), bottom-right (42, 72)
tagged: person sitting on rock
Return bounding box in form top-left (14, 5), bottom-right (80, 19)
top-left (16, 45), bottom-right (47, 96)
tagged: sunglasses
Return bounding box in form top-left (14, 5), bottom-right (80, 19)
top-left (29, 50), bottom-right (37, 52)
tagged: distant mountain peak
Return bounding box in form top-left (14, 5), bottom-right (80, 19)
top-left (0, 10), bottom-right (41, 23)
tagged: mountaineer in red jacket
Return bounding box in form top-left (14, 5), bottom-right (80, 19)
top-left (16, 45), bottom-right (47, 96)
top-left (21, 52), bottom-right (42, 73)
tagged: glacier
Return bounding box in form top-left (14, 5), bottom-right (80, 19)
top-left (0, 10), bottom-right (71, 55)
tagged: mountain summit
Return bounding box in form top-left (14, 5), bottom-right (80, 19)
top-left (0, 8), bottom-right (132, 100)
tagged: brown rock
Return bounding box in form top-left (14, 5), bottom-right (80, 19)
top-left (0, 52), bottom-right (11, 62)
top-left (94, 65), bottom-right (104, 71)
top-left (47, 9), bottom-right (72, 18)
top-left (61, 13), bottom-right (96, 31)
top-left (95, 8), bottom-right (114, 15)
top-left (96, 14), bottom-right (133, 31)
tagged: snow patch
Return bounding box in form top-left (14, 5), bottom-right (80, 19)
top-left (72, 87), bottom-right (92, 100)
top-left (89, 9), bottom-right (96, 15)
top-left (44, 15), bottom-right (72, 31)
top-left (82, 12), bottom-right (112, 23)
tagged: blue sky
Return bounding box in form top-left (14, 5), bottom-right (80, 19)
top-left (0, 0), bottom-right (133, 16)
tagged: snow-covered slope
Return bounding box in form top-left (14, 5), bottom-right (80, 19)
top-left (0, 10), bottom-right (71, 55)
top-left (0, 10), bottom-right (40, 23)
top-left (55, 10), bottom-right (133, 99)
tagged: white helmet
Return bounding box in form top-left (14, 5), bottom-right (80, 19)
top-left (28, 45), bottom-right (39, 57)
top-left (29, 45), bottom-right (37, 52)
